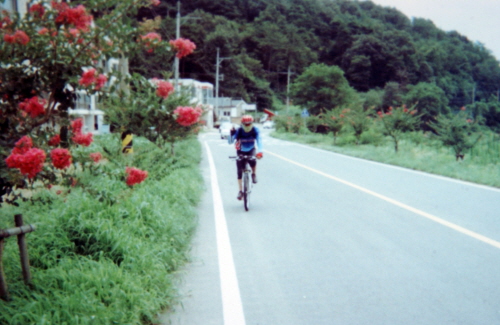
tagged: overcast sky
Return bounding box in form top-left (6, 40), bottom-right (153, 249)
top-left (368, 0), bottom-right (500, 61)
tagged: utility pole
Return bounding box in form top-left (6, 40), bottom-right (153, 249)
top-left (276, 66), bottom-right (295, 113)
top-left (174, 0), bottom-right (180, 91)
top-left (286, 65), bottom-right (291, 113)
top-left (215, 47), bottom-right (231, 119)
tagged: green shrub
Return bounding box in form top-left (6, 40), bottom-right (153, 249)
top-left (0, 135), bottom-right (203, 324)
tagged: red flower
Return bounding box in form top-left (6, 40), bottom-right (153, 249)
top-left (18, 96), bottom-right (46, 118)
top-left (38, 27), bottom-right (49, 35)
top-left (51, 148), bottom-right (72, 169)
top-left (174, 106), bottom-right (202, 126)
top-left (6, 148), bottom-right (46, 179)
top-left (79, 68), bottom-right (97, 87)
top-left (29, 3), bottom-right (45, 18)
top-left (4, 30), bottom-right (30, 45)
top-left (72, 133), bottom-right (93, 146)
top-left (95, 74), bottom-right (107, 90)
top-left (89, 152), bottom-right (102, 163)
top-left (156, 81), bottom-right (174, 99)
top-left (78, 69), bottom-right (107, 90)
top-left (12, 136), bottom-right (33, 155)
top-left (71, 118), bottom-right (83, 134)
top-left (55, 4), bottom-right (92, 31)
top-left (140, 32), bottom-right (161, 53)
top-left (1, 16), bottom-right (12, 29)
top-left (169, 38), bottom-right (196, 58)
top-left (48, 134), bottom-right (61, 146)
top-left (125, 167), bottom-right (148, 186)
top-left (151, 0), bottom-right (160, 5)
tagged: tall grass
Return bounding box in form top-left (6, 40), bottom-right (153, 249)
top-left (0, 135), bottom-right (203, 324)
top-left (271, 130), bottom-right (500, 188)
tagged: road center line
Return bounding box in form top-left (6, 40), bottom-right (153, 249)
top-left (205, 142), bottom-right (246, 325)
top-left (265, 149), bottom-right (500, 250)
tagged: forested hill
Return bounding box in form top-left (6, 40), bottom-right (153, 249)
top-left (132, 0), bottom-right (500, 112)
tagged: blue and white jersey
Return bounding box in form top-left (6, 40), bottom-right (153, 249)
top-left (228, 126), bottom-right (263, 153)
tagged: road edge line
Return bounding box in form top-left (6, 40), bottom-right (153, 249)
top-left (205, 142), bottom-right (246, 325)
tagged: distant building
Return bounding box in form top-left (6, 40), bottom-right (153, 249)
top-left (149, 78), bottom-right (215, 128)
top-left (207, 97), bottom-right (257, 124)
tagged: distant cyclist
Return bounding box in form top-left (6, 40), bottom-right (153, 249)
top-left (229, 115), bottom-right (263, 200)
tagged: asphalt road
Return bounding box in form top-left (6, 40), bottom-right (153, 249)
top-left (161, 128), bottom-right (500, 325)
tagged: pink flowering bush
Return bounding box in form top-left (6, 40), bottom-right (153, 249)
top-left (156, 80), bottom-right (174, 99)
top-left (0, 0), bottom-right (159, 200)
top-left (140, 32), bottom-right (162, 53)
top-left (169, 38), bottom-right (196, 58)
top-left (174, 106), bottom-right (202, 127)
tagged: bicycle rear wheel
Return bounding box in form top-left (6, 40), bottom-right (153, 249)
top-left (243, 172), bottom-right (250, 211)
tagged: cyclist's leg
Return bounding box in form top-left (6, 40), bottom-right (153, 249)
top-left (247, 149), bottom-right (257, 183)
top-left (236, 151), bottom-right (244, 199)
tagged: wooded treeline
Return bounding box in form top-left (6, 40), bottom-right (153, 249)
top-left (131, 0), bottom-right (500, 129)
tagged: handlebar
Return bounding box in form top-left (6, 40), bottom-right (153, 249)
top-left (229, 155), bottom-right (256, 161)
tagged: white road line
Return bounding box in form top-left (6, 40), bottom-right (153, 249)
top-left (205, 142), bottom-right (246, 325)
top-left (265, 150), bottom-right (500, 250)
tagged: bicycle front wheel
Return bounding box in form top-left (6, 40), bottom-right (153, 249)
top-left (243, 173), bottom-right (250, 211)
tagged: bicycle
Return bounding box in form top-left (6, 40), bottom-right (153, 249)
top-left (229, 154), bottom-right (255, 211)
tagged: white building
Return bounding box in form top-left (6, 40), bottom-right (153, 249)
top-left (166, 78), bottom-right (215, 128)
top-left (208, 97), bottom-right (256, 124)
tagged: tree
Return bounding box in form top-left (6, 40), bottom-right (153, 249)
top-left (431, 108), bottom-right (482, 161)
top-left (290, 63), bottom-right (356, 115)
top-left (347, 107), bottom-right (371, 145)
top-left (376, 105), bottom-right (420, 152)
top-left (320, 108), bottom-right (348, 145)
top-left (103, 75), bottom-right (202, 155)
top-left (404, 82), bottom-right (449, 128)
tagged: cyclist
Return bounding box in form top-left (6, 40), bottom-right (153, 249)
top-left (229, 115), bottom-right (263, 200)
